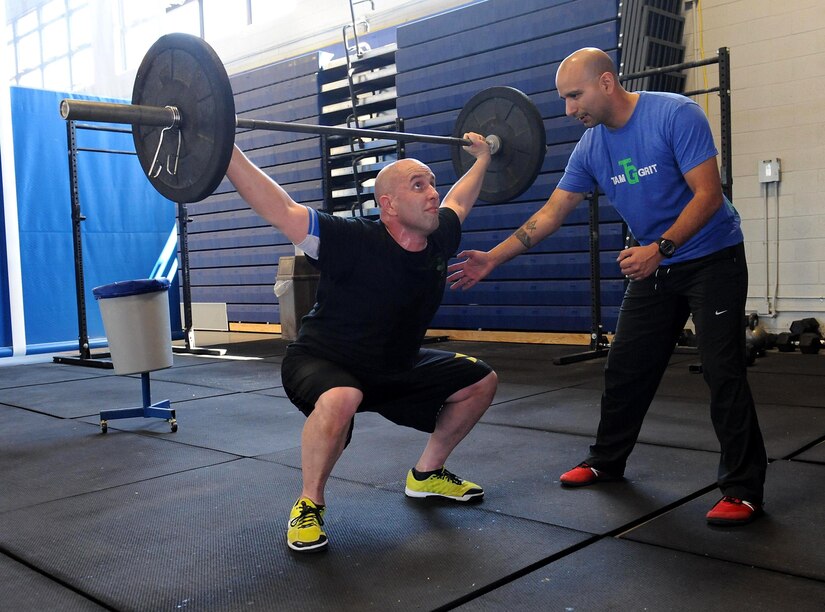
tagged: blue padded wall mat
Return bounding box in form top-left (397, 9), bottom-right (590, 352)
top-left (185, 1), bottom-right (624, 331)
top-left (9, 86), bottom-right (179, 354)
top-left (396, 0), bottom-right (576, 48)
top-left (0, 150), bottom-right (10, 351)
top-left (397, 0), bottom-right (622, 333)
top-left (186, 53), bottom-right (324, 324)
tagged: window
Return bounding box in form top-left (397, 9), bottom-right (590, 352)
top-left (6, 0), bottom-right (93, 92)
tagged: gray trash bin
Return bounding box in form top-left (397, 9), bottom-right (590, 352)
top-left (274, 255), bottom-right (319, 341)
top-left (93, 278), bottom-right (173, 375)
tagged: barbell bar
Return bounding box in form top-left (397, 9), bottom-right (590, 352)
top-left (60, 99), bottom-right (501, 151)
top-left (58, 33), bottom-right (546, 205)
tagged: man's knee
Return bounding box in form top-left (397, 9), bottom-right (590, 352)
top-left (313, 387), bottom-right (362, 430)
top-left (478, 370), bottom-right (498, 398)
top-left (454, 370), bottom-right (498, 405)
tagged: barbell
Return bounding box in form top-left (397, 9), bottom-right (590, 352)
top-left (59, 33), bottom-right (547, 205)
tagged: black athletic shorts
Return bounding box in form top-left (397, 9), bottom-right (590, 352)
top-left (281, 345), bottom-right (493, 436)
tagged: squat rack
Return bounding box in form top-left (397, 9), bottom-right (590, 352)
top-left (55, 119), bottom-right (221, 369)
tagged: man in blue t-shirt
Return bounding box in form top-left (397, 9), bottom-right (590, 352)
top-left (226, 133), bottom-right (498, 552)
top-left (451, 48), bottom-right (767, 526)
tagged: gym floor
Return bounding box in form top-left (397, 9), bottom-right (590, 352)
top-left (2, 332), bottom-right (824, 611)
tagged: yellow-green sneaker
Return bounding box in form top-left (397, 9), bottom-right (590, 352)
top-left (404, 467), bottom-right (484, 502)
top-left (287, 497), bottom-right (327, 552)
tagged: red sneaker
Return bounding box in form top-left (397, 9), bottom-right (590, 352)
top-left (559, 462), bottom-right (621, 487)
top-left (706, 496), bottom-right (763, 525)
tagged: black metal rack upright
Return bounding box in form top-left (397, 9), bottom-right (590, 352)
top-left (55, 120), bottom-right (220, 368)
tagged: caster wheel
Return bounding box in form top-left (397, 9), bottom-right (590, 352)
top-left (100, 420), bottom-right (108, 434)
top-left (170, 419), bottom-right (178, 433)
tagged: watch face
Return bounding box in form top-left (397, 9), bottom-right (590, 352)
top-left (659, 239), bottom-right (676, 257)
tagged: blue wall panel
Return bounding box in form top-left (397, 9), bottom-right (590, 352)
top-left (188, 53), bottom-right (324, 327)
top-left (431, 305), bottom-right (621, 332)
top-left (9, 87), bottom-right (178, 355)
top-left (396, 0), bottom-right (622, 333)
top-left (397, 0), bottom-right (570, 48)
top-left (185, 0), bottom-right (624, 334)
top-left (0, 150), bottom-right (10, 351)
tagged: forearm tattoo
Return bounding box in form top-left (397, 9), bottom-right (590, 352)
top-left (514, 219), bottom-right (538, 249)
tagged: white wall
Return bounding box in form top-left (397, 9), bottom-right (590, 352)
top-left (74, 0), bottom-right (475, 99)
top-left (682, 0), bottom-right (825, 333)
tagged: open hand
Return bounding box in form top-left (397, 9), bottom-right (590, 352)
top-left (447, 249), bottom-right (494, 290)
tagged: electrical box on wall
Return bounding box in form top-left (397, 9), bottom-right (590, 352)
top-left (758, 158), bottom-right (781, 183)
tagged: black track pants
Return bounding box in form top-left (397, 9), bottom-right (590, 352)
top-left (586, 243), bottom-right (767, 503)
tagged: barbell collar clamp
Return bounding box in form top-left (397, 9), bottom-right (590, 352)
top-left (485, 134), bottom-right (501, 156)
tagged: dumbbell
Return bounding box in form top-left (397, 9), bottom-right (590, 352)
top-left (677, 328), bottom-right (697, 347)
top-left (775, 332), bottom-right (824, 354)
top-left (744, 313), bottom-right (777, 365)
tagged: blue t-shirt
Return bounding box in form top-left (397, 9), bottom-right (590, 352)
top-left (557, 91), bottom-right (742, 263)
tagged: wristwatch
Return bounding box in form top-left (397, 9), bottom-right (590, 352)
top-left (657, 238), bottom-right (676, 258)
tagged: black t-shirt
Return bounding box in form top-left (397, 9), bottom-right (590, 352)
top-left (293, 207), bottom-right (461, 374)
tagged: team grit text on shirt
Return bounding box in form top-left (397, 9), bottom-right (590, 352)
top-left (610, 158), bottom-right (658, 185)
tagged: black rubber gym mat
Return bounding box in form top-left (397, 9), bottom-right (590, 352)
top-left (148, 356), bottom-right (285, 392)
top-left (0, 405), bottom-right (235, 513)
top-left (1, 555), bottom-right (107, 611)
top-left (482, 386), bottom-right (825, 459)
top-left (438, 340), bottom-right (607, 386)
top-left (794, 440), bottom-right (825, 464)
top-left (621, 459), bottom-right (825, 582)
top-left (0, 458), bottom-right (587, 611)
top-left (200, 337), bottom-right (290, 358)
top-left (491, 381), bottom-right (570, 405)
top-left (658, 366), bottom-right (825, 408)
top-left (247, 384), bottom-right (290, 398)
top-left (454, 537), bottom-right (825, 611)
top-left (0, 361), bottom-right (113, 389)
top-left (0, 375), bottom-right (232, 418)
top-left (80, 392), bottom-right (305, 456)
top-left (260, 421), bottom-right (719, 536)
top-left (748, 351), bottom-right (825, 376)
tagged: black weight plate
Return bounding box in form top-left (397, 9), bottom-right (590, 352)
top-left (132, 33), bottom-right (235, 203)
top-left (452, 87), bottom-right (546, 204)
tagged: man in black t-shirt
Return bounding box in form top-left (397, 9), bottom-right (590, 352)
top-left (226, 133), bottom-right (498, 552)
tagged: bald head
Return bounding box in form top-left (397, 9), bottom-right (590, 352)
top-left (557, 47), bottom-right (618, 83)
top-left (374, 158), bottom-right (433, 200)
top-left (555, 47), bottom-right (635, 129)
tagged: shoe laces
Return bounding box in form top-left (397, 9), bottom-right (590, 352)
top-left (435, 467), bottom-right (463, 485)
top-left (720, 496), bottom-right (755, 510)
top-left (290, 501), bottom-right (324, 529)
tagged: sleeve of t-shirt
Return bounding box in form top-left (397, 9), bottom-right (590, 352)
top-left (557, 134), bottom-right (598, 194)
top-left (435, 207), bottom-right (462, 256)
top-left (671, 101), bottom-right (719, 175)
top-left (308, 211), bottom-right (362, 278)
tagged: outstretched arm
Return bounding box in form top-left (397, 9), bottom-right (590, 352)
top-left (225, 145), bottom-right (309, 245)
top-left (440, 132), bottom-right (492, 223)
top-left (448, 187), bottom-right (585, 289)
